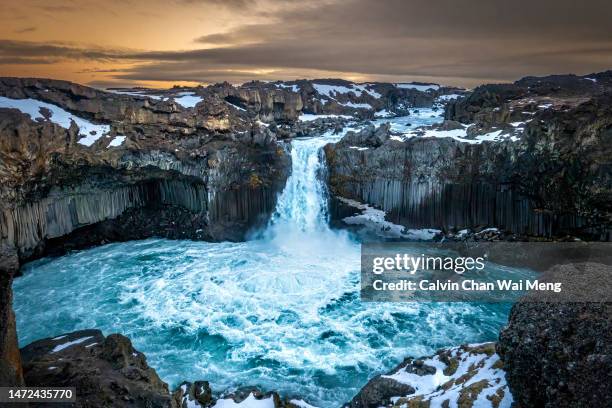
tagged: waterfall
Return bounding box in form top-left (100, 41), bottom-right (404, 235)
top-left (260, 133), bottom-right (351, 253)
top-left (268, 138), bottom-right (331, 232)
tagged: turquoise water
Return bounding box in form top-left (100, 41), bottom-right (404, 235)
top-left (13, 112), bottom-right (519, 407)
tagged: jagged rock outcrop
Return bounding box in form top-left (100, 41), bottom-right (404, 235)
top-left (348, 343), bottom-right (512, 408)
top-left (0, 77), bottom-right (235, 131)
top-left (446, 71), bottom-right (612, 126)
top-left (497, 262), bottom-right (612, 408)
top-left (0, 78), bottom-right (290, 260)
top-left (21, 329), bottom-right (175, 407)
top-left (173, 381), bottom-right (214, 408)
top-left (173, 386), bottom-right (316, 408)
top-left (325, 72), bottom-right (612, 240)
top-left (210, 79), bottom-right (464, 123)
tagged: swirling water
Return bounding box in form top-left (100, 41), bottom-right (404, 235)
top-left (14, 111), bottom-right (515, 407)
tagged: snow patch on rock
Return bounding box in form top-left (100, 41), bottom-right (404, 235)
top-left (339, 101), bottom-right (373, 109)
top-left (0, 96), bottom-right (110, 146)
top-left (400, 125), bottom-right (520, 145)
top-left (383, 343), bottom-right (513, 408)
top-left (107, 135), bottom-right (126, 147)
top-left (298, 113), bottom-right (352, 121)
top-left (395, 83), bottom-right (440, 92)
top-left (338, 196), bottom-right (440, 240)
top-left (437, 94), bottom-right (463, 101)
top-left (173, 92), bottom-right (203, 108)
top-left (51, 336), bottom-right (95, 353)
top-left (212, 393), bottom-right (275, 408)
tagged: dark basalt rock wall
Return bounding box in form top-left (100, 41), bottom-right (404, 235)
top-left (1, 155), bottom-right (288, 260)
top-left (0, 80), bottom-right (290, 261)
top-left (0, 245), bottom-right (23, 386)
top-left (325, 131), bottom-right (597, 238)
top-left (498, 263), bottom-right (612, 408)
top-left (326, 82), bottom-right (612, 240)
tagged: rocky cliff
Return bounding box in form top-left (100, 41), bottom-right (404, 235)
top-left (0, 76), bottom-right (453, 391)
top-left (0, 77), bottom-right (292, 261)
top-left (215, 79), bottom-right (461, 121)
top-left (0, 76), bottom-right (466, 260)
top-left (325, 72), bottom-right (612, 240)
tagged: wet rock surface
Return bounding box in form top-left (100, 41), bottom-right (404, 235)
top-left (498, 263), bottom-right (612, 408)
top-left (20, 327), bottom-right (315, 408)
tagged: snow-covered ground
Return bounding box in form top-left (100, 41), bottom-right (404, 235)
top-left (0, 96), bottom-right (110, 146)
top-left (276, 83), bottom-right (300, 92)
top-left (437, 94), bottom-right (464, 101)
top-left (105, 89), bottom-right (165, 100)
top-left (339, 101), bottom-right (373, 109)
top-left (211, 393), bottom-right (275, 408)
top-left (394, 83), bottom-right (440, 92)
top-left (107, 135), bottom-right (126, 147)
top-left (396, 124), bottom-right (521, 144)
top-left (172, 92), bottom-right (203, 108)
top-left (312, 83), bottom-right (380, 99)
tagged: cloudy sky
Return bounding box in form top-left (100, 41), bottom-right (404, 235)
top-left (1, 0), bottom-right (611, 88)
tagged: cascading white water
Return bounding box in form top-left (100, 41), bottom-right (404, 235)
top-left (14, 111), bottom-right (517, 407)
top-left (269, 137), bottom-right (332, 233)
top-left (261, 133), bottom-right (356, 259)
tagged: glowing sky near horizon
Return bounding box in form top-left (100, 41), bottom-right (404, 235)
top-left (1, 0), bottom-right (611, 88)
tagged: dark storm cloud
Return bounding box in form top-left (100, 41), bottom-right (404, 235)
top-left (1, 0), bottom-right (611, 86)
top-left (0, 57), bottom-right (54, 65)
top-left (177, 0), bottom-right (251, 6)
top-left (0, 40), bottom-right (128, 61)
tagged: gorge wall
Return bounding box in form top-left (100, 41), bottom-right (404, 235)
top-left (0, 78), bottom-right (291, 261)
top-left (325, 72), bottom-right (612, 240)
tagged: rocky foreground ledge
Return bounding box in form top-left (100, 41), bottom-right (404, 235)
top-left (20, 329), bottom-right (314, 408)
top-left (20, 328), bottom-right (510, 408)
